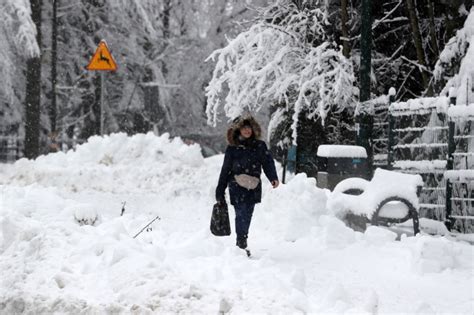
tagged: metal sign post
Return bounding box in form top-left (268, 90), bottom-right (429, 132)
top-left (100, 72), bottom-right (105, 135)
top-left (86, 40), bottom-right (117, 135)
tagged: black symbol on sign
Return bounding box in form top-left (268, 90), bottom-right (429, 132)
top-left (99, 50), bottom-right (111, 66)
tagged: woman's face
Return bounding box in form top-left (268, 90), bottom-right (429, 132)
top-left (239, 125), bottom-right (253, 139)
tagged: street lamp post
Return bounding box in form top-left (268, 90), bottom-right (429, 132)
top-left (357, 0), bottom-right (373, 171)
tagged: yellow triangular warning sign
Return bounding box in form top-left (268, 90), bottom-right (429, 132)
top-left (86, 40), bottom-right (117, 71)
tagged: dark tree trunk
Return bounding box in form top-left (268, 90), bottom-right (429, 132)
top-left (162, 0), bottom-right (171, 78)
top-left (341, 0), bottom-right (351, 58)
top-left (50, 0), bottom-right (58, 133)
top-left (359, 0), bottom-right (372, 103)
top-left (358, 0), bottom-right (373, 165)
top-left (427, 1), bottom-right (439, 59)
top-left (24, 0), bottom-right (42, 159)
top-left (444, 0), bottom-right (464, 41)
top-left (406, 0), bottom-right (432, 95)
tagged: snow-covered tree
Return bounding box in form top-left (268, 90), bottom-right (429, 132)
top-left (40, 0), bottom-right (262, 142)
top-left (3, 0), bottom-right (472, 160)
top-left (205, 0), bottom-right (356, 145)
top-left (433, 9), bottom-right (474, 102)
top-left (0, 0), bottom-right (40, 132)
top-left (23, 0), bottom-right (42, 159)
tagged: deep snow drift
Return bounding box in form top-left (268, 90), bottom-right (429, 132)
top-left (0, 133), bottom-right (472, 314)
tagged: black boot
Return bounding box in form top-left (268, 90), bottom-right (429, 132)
top-left (236, 236), bottom-right (251, 257)
top-left (236, 237), bottom-right (247, 249)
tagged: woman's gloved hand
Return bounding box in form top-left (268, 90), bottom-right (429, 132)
top-left (271, 180), bottom-right (279, 188)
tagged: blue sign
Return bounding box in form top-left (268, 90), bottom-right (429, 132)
top-left (287, 145), bottom-right (297, 162)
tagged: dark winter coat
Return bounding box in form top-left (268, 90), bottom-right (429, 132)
top-left (216, 116), bottom-right (278, 205)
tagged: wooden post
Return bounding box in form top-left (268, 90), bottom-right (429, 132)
top-left (387, 87), bottom-right (396, 169)
top-left (445, 88), bottom-right (456, 230)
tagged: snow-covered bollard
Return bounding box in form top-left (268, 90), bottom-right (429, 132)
top-left (410, 236), bottom-right (456, 273)
top-left (218, 297), bottom-right (232, 314)
top-left (73, 204), bottom-right (99, 226)
top-left (389, 87), bottom-right (396, 97)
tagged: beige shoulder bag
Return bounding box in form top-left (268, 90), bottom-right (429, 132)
top-left (234, 174), bottom-right (260, 190)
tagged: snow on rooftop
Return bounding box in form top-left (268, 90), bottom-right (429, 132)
top-left (317, 145), bottom-right (367, 158)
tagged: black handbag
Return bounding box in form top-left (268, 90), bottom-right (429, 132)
top-left (210, 202), bottom-right (231, 236)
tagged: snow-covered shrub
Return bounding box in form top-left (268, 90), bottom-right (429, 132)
top-left (72, 205), bottom-right (98, 226)
top-left (409, 236), bottom-right (458, 273)
top-left (258, 173), bottom-right (327, 242)
top-left (433, 8), bottom-right (474, 116)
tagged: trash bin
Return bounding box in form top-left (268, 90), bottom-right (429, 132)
top-left (316, 145), bottom-right (369, 190)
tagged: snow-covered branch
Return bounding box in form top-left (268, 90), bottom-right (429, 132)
top-left (205, 2), bottom-right (356, 142)
top-left (3, 0), bottom-right (40, 58)
top-left (433, 8), bottom-right (474, 97)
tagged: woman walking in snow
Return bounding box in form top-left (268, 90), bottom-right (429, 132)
top-left (215, 115), bottom-right (279, 253)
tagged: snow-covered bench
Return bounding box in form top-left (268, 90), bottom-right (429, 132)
top-left (327, 168), bottom-right (424, 234)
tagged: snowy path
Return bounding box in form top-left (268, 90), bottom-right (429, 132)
top-left (0, 133), bottom-right (472, 314)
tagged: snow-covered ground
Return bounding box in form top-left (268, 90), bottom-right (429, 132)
top-left (0, 133), bottom-right (472, 314)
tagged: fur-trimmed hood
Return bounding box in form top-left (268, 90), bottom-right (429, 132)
top-left (226, 115), bottom-right (262, 146)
